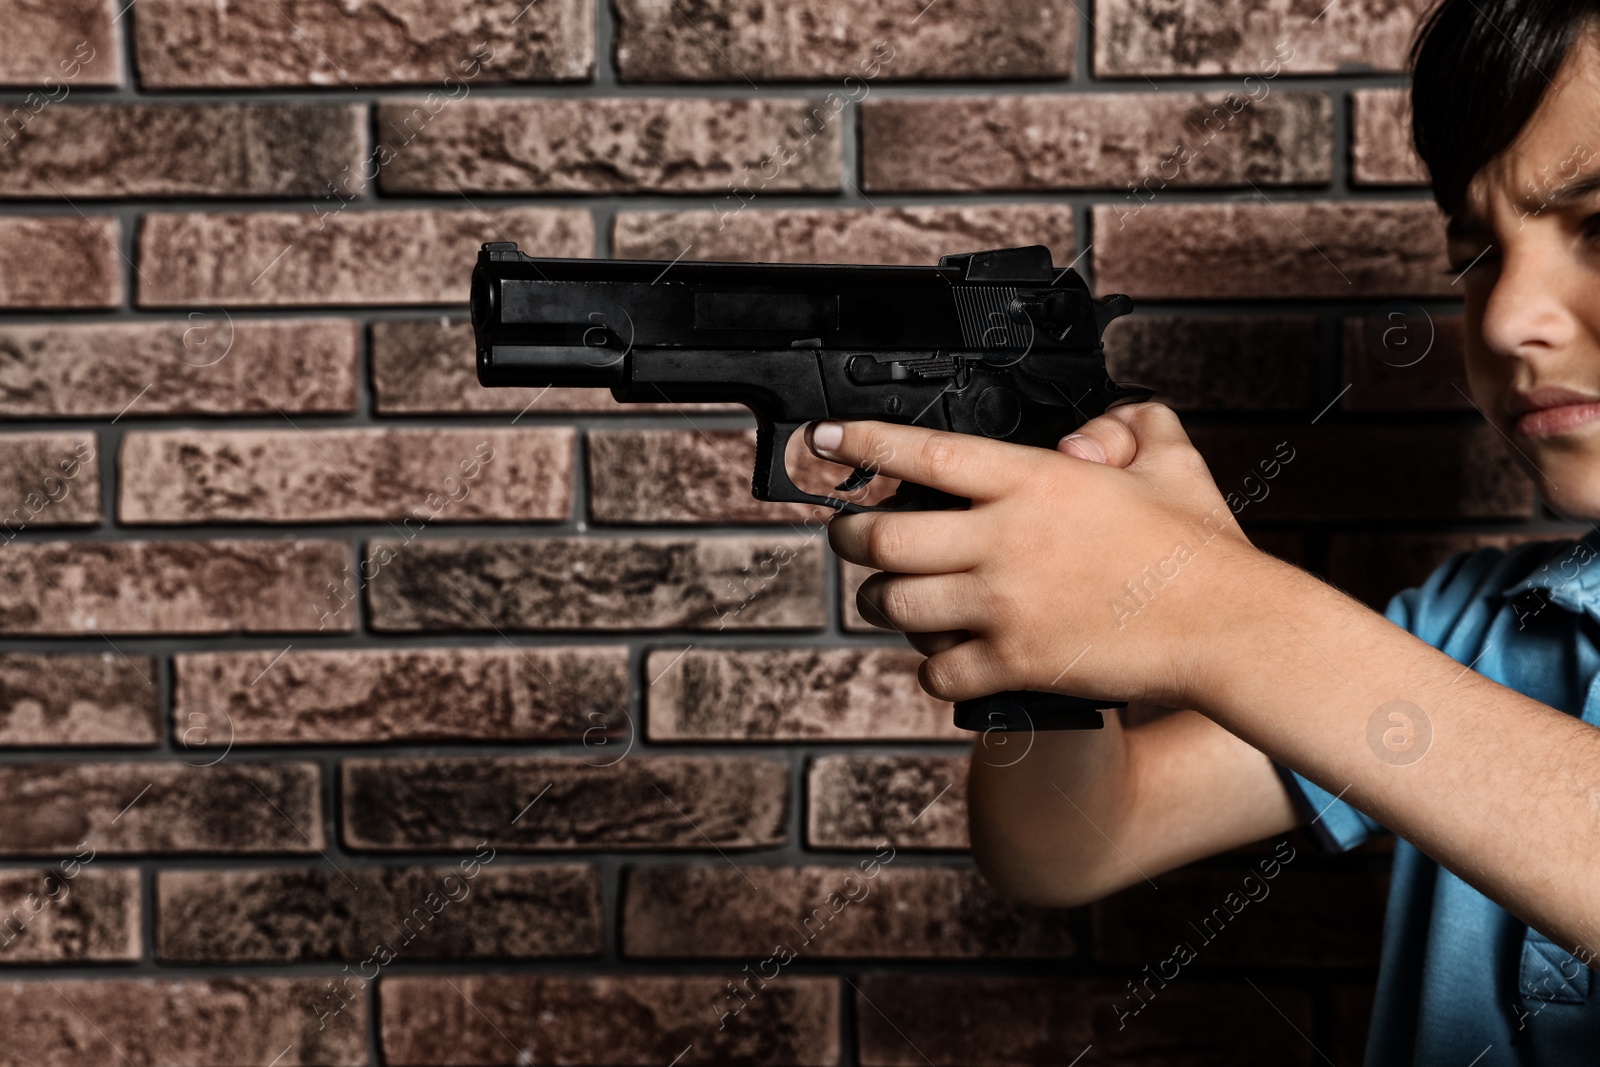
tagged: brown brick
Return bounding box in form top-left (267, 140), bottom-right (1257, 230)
top-left (158, 864), bottom-right (601, 962)
top-left (382, 974), bottom-right (838, 1066)
top-left (136, 208), bottom-right (592, 307)
top-left (1188, 423), bottom-right (1531, 521)
top-left (0, 1), bottom-right (120, 87)
top-left (615, 0), bottom-right (1072, 81)
top-left (369, 317), bottom-right (740, 415)
top-left (0, 216), bottom-right (120, 308)
top-left (0, 652), bottom-right (158, 746)
top-left (614, 203), bottom-right (1075, 265)
top-left (589, 428), bottom-right (899, 524)
top-left (0, 432), bottom-right (99, 528)
top-left (1326, 531), bottom-right (1556, 612)
top-left (0, 868), bottom-right (138, 962)
top-left (174, 646), bottom-right (628, 744)
top-left (1092, 865), bottom-right (1388, 968)
top-left (379, 97), bottom-right (841, 194)
top-left (119, 428), bottom-right (572, 524)
top-left (0, 539), bottom-right (351, 635)
top-left (0, 105), bottom-right (364, 198)
top-left (647, 647), bottom-right (960, 741)
top-left (625, 864), bottom-right (1069, 958)
top-left (864, 91), bottom-right (1331, 191)
top-left (1104, 315), bottom-right (1319, 411)
top-left (342, 755), bottom-right (788, 851)
top-left (0, 977), bottom-right (365, 1066)
top-left (0, 761), bottom-right (322, 855)
top-left (1341, 313), bottom-right (1470, 410)
top-left (1096, 0), bottom-right (1434, 77)
top-left (1352, 88), bottom-right (1429, 185)
top-left (364, 536), bottom-right (826, 631)
top-left (1093, 201), bottom-right (1452, 299)
top-left (808, 755), bottom-right (967, 848)
top-left (855, 974), bottom-right (1317, 1066)
top-left (0, 320), bottom-right (359, 417)
top-left (133, 0), bottom-right (592, 88)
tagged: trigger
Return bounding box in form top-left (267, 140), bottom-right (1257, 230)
top-left (834, 466), bottom-right (877, 494)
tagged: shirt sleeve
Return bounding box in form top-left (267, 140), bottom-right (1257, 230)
top-left (1271, 582), bottom-right (1424, 853)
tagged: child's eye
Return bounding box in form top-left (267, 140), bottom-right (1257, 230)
top-left (1583, 213), bottom-right (1600, 241)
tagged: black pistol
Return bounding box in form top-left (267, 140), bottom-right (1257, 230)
top-left (470, 241), bottom-right (1154, 733)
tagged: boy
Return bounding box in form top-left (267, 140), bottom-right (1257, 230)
top-left (803, 0), bottom-right (1600, 1061)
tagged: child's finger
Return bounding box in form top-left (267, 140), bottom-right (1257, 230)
top-left (1057, 412), bottom-right (1141, 467)
top-left (804, 419), bottom-right (1042, 501)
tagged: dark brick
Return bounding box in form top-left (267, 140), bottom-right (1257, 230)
top-left (0, 105), bottom-right (364, 198)
top-left (0, 652), bottom-right (158, 746)
top-left (808, 755), bottom-right (967, 849)
top-left (1103, 315), bottom-right (1320, 412)
top-left (0, 761), bottom-right (322, 855)
top-left (134, 0), bottom-right (592, 87)
top-left (0, 540), bottom-right (352, 635)
top-left (364, 536), bottom-right (826, 632)
top-left (864, 92), bottom-right (1331, 191)
top-left (0, 978), bottom-right (364, 1065)
top-left (0, 868), bottom-right (138, 962)
top-left (175, 646), bottom-right (629, 745)
top-left (588, 429), bottom-right (898, 524)
top-left (136, 208), bottom-right (592, 307)
top-left (1093, 201), bottom-right (1452, 299)
top-left (647, 647), bottom-right (960, 741)
top-left (0, 432), bottom-right (99, 528)
top-left (0, 216), bottom-right (121, 308)
top-left (378, 97), bottom-right (841, 194)
top-left (1095, 0), bottom-right (1434, 77)
top-left (625, 865), bottom-right (1072, 958)
top-left (119, 428), bottom-right (572, 524)
top-left (614, 203), bottom-right (1075, 265)
top-left (1332, 985), bottom-right (1378, 1066)
top-left (1326, 532), bottom-right (1555, 612)
top-left (1186, 423), bottom-right (1531, 521)
top-left (0, 1), bottom-right (119, 87)
top-left (1092, 864), bottom-right (1388, 968)
top-left (615, 0), bottom-right (1072, 81)
top-left (382, 974), bottom-right (838, 1066)
top-left (369, 317), bottom-right (740, 415)
top-left (1341, 313), bottom-right (1471, 410)
top-left (0, 320), bottom-right (360, 417)
top-left (342, 755), bottom-right (788, 851)
top-left (158, 865), bottom-right (601, 961)
top-left (854, 974), bottom-right (1317, 1066)
top-left (1352, 88), bottom-right (1428, 185)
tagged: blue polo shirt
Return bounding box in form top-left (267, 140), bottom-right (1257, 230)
top-left (1274, 529), bottom-right (1600, 1065)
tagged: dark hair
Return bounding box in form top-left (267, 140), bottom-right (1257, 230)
top-left (1410, 0), bottom-right (1600, 216)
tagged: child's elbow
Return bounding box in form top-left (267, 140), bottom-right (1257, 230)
top-left (970, 840), bottom-right (1112, 910)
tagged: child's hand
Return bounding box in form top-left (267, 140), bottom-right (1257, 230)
top-left (804, 402), bottom-right (1274, 711)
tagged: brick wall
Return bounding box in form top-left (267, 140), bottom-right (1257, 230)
top-left (0, 1), bottom-right (1566, 1064)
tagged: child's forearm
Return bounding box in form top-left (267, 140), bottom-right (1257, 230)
top-left (965, 715), bottom-right (1132, 908)
top-left (1198, 552), bottom-right (1600, 964)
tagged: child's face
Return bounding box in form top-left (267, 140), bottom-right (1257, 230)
top-left (1452, 29), bottom-right (1600, 522)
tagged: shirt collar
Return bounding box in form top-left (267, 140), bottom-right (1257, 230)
top-left (1496, 528), bottom-right (1600, 618)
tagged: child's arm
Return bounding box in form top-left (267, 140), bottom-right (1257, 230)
top-left (965, 706), bottom-right (1300, 908)
top-left (806, 404), bottom-right (1600, 964)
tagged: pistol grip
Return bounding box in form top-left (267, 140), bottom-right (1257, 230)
top-left (953, 690), bottom-right (1119, 731)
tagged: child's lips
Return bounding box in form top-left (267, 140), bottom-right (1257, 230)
top-left (1514, 402), bottom-right (1600, 438)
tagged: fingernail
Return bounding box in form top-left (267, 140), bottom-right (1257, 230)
top-left (810, 421), bottom-right (843, 453)
top-left (1060, 434), bottom-right (1106, 463)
